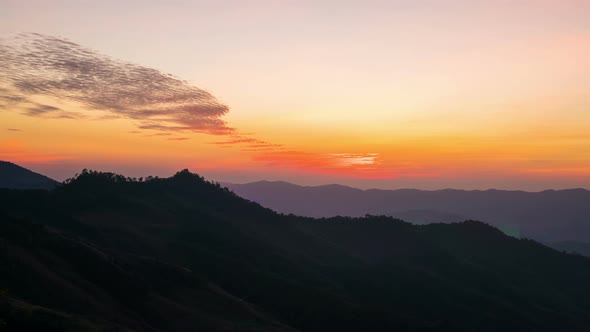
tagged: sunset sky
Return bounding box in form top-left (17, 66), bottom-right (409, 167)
top-left (1, 0), bottom-right (589, 190)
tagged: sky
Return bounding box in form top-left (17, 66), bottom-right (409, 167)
top-left (1, 0), bottom-right (589, 190)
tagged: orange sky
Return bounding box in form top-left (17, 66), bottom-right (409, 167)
top-left (1, 1), bottom-right (589, 190)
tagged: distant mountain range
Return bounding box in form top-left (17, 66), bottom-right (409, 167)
top-left (0, 160), bottom-right (59, 190)
top-left (3, 169), bottom-right (590, 331)
top-left (226, 181), bottom-right (590, 244)
top-left (2, 160), bottom-right (589, 250)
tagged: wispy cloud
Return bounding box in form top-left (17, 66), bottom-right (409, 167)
top-left (329, 153), bottom-right (380, 168)
top-left (7, 128), bottom-right (22, 132)
top-left (210, 136), bottom-right (259, 145)
top-left (209, 135), bottom-right (282, 150)
top-left (0, 33), bottom-right (232, 134)
top-left (0, 33), bottom-right (402, 178)
top-left (22, 103), bottom-right (82, 119)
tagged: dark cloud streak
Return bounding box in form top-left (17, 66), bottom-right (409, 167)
top-left (21, 103), bottom-right (82, 119)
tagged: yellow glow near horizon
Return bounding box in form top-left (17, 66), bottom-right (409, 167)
top-left (1, 1), bottom-right (589, 189)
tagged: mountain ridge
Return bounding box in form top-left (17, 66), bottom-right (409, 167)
top-left (3, 169), bottom-right (590, 331)
top-left (231, 180), bottom-right (589, 194)
top-left (0, 160), bottom-right (60, 190)
top-left (226, 180), bottom-right (590, 243)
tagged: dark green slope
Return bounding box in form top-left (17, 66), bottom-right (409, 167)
top-left (1, 170), bottom-right (590, 331)
top-left (0, 161), bottom-right (59, 190)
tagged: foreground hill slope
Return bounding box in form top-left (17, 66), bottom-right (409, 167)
top-left (0, 161), bottom-right (59, 190)
top-left (227, 181), bottom-right (590, 242)
top-left (2, 170), bottom-right (590, 331)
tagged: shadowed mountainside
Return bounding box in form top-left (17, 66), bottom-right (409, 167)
top-left (226, 181), bottom-right (590, 242)
top-left (2, 170), bottom-right (590, 331)
top-left (0, 161), bottom-right (59, 190)
top-left (551, 241), bottom-right (590, 257)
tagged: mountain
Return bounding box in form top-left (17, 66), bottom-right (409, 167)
top-left (2, 170), bottom-right (590, 331)
top-left (226, 181), bottom-right (590, 243)
top-left (0, 161), bottom-right (59, 190)
top-left (551, 241), bottom-right (590, 257)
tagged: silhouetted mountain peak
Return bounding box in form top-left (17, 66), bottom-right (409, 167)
top-left (172, 168), bottom-right (197, 179)
top-left (0, 160), bottom-right (59, 190)
top-left (62, 169), bottom-right (132, 188)
top-left (168, 168), bottom-right (209, 185)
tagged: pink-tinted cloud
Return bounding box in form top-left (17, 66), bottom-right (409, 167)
top-left (252, 150), bottom-right (432, 179)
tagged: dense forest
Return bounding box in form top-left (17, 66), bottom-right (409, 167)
top-left (1, 169), bottom-right (590, 331)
